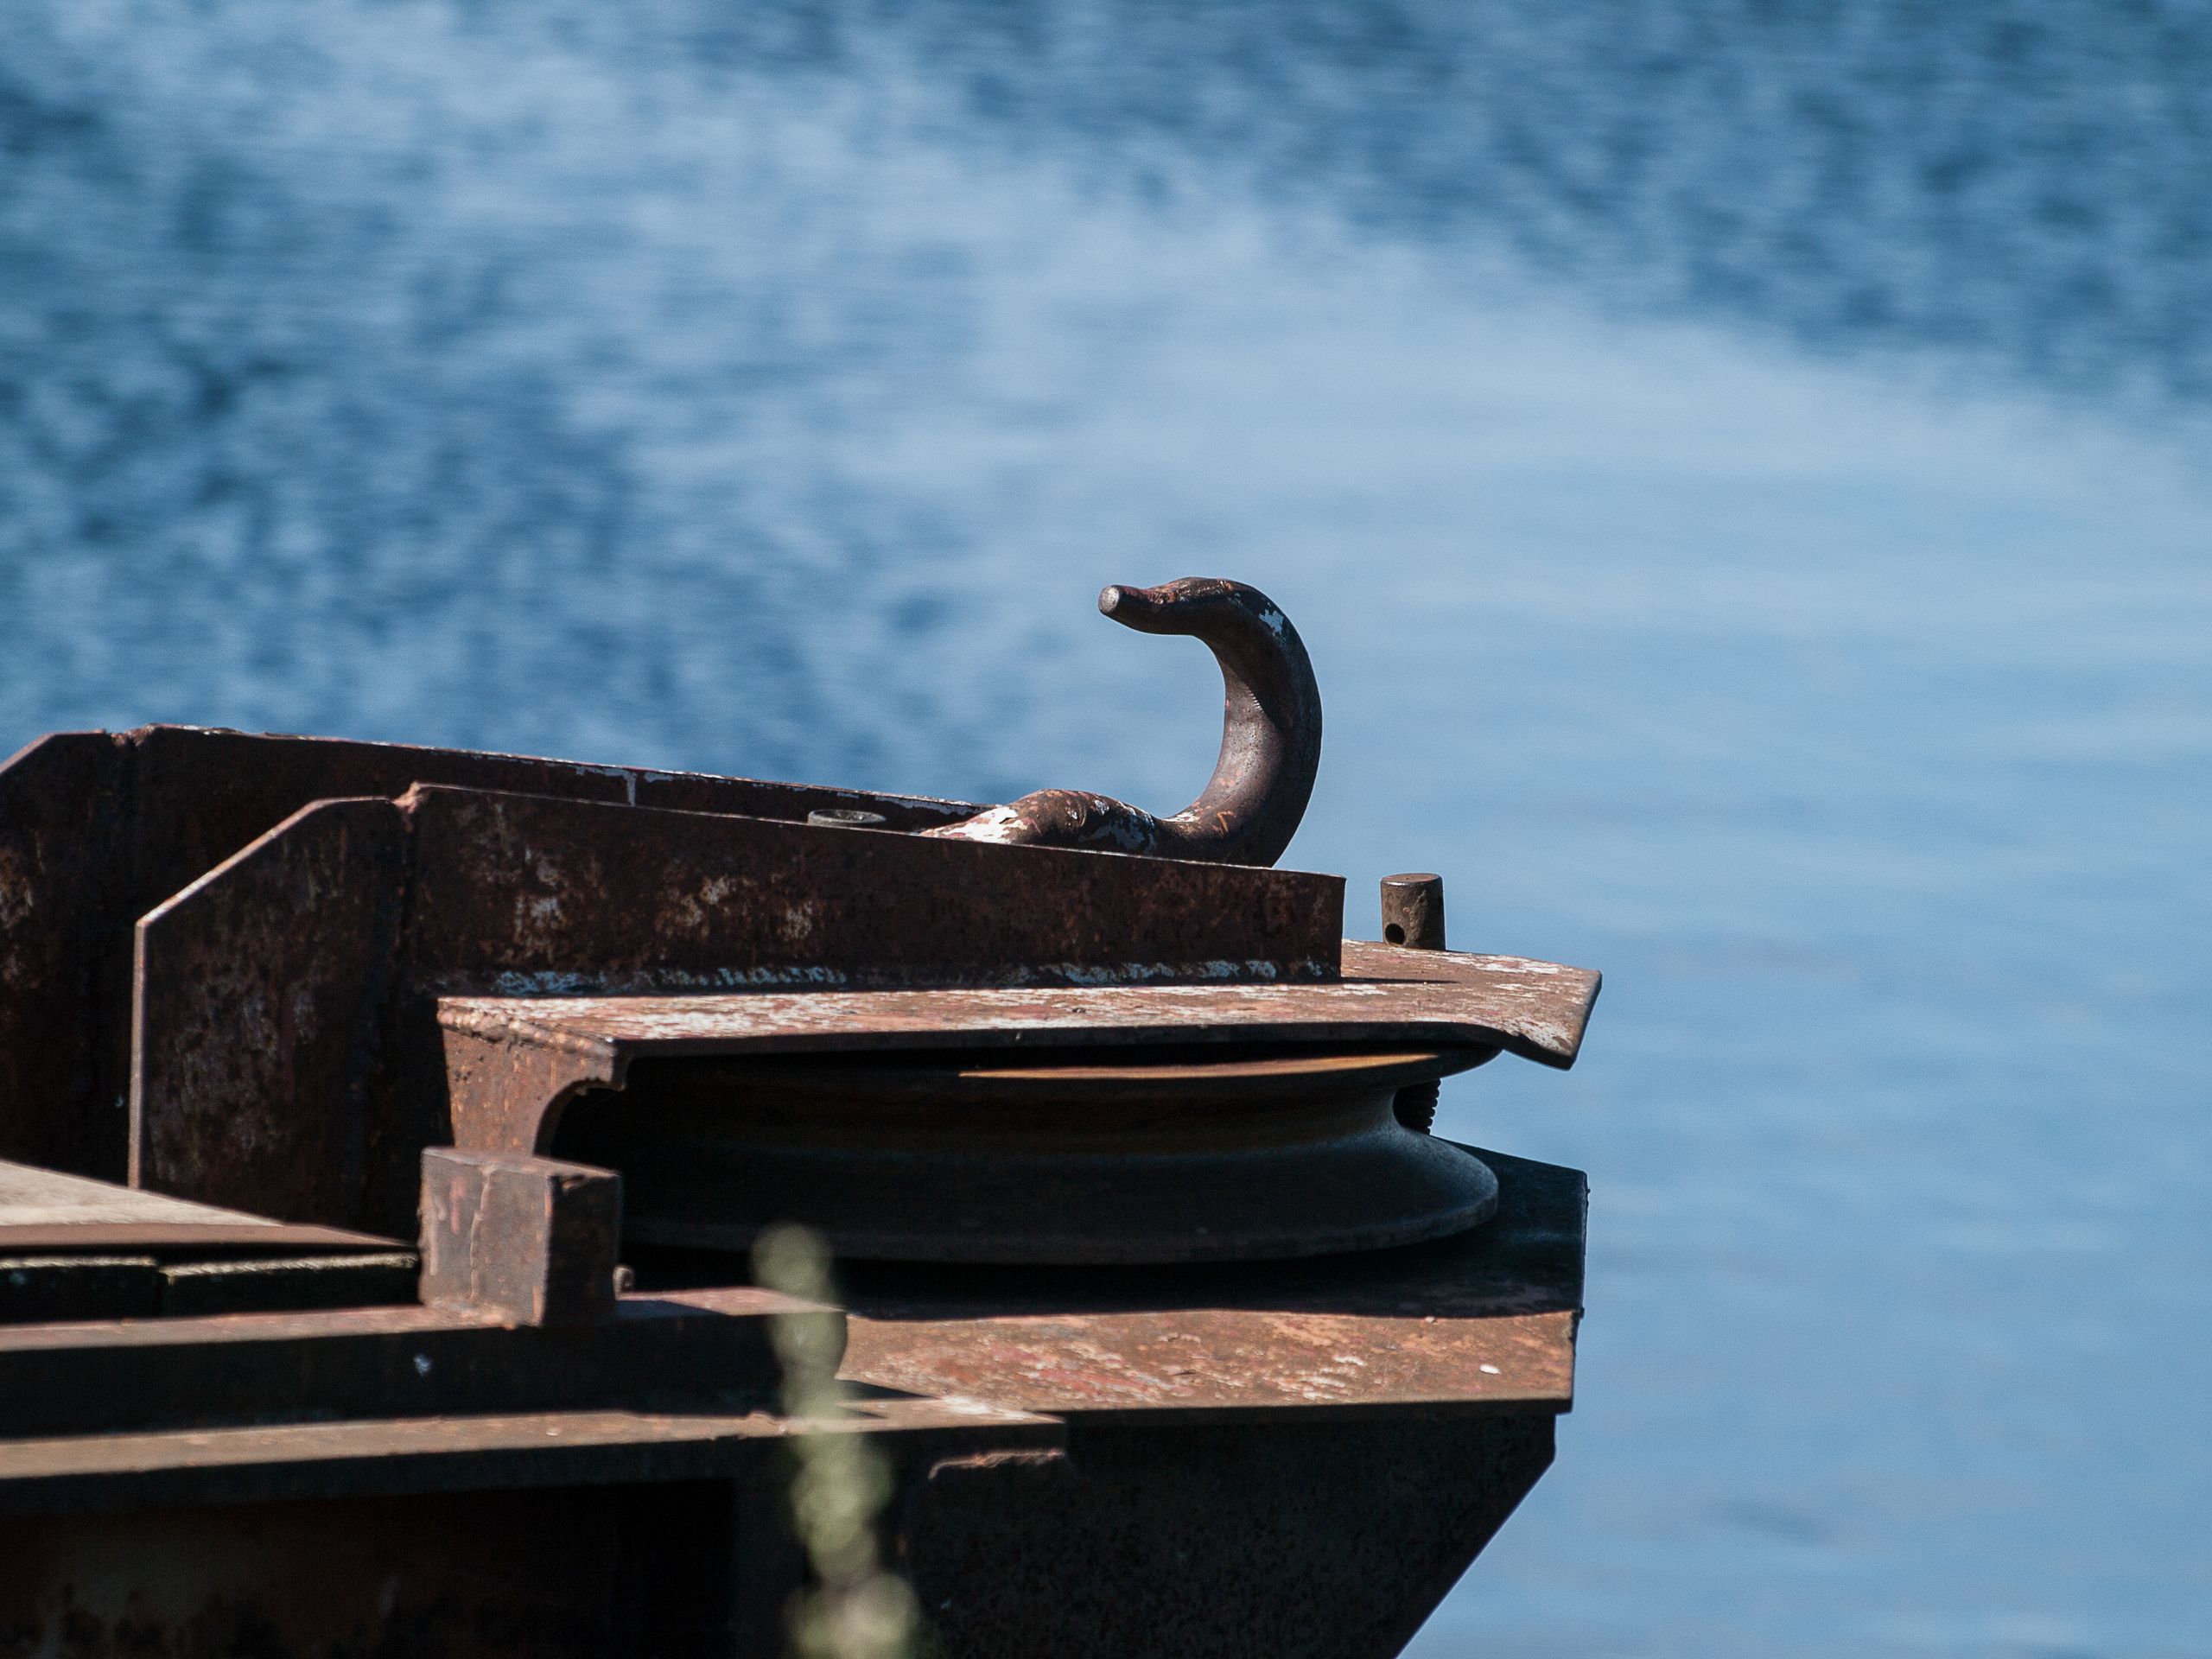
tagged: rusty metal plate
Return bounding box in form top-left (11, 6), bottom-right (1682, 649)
top-left (441, 939), bottom-right (1599, 1071)
top-left (847, 1306), bottom-right (1574, 1421)
top-left (393, 784), bottom-right (1340, 995)
top-left (830, 1147), bottom-right (1586, 1423)
top-left (132, 797), bottom-right (406, 1221)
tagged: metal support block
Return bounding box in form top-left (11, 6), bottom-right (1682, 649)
top-left (1380, 873), bottom-right (1447, 951)
top-left (419, 1148), bottom-right (621, 1326)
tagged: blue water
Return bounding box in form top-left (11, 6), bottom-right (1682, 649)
top-left (3, 5), bottom-right (2208, 1654)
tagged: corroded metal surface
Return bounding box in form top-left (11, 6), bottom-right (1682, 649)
top-left (441, 939), bottom-right (1598, 1073)
top-left (928, 579), bottom-right (1322, 866)
top-left (131, 796), bottom-right (406, 1219)
top-left (420, 1148), bottom-right (623, 1326)
top-left (834, 1147), bottom-right (1585, 1423)
top-left (849, 1309), bottom-right (1574, 1433)
top-left (134, 782), bottom-right (1343, 1230)
top-left (854, 1304), bottom-right (1576, 1421)
top-left (442, 1021), bottom-right (625, 1166)
top-left (390, 784), bottom-right (1339, 995)
top-left (0, 724), bottom-right (993, 1183)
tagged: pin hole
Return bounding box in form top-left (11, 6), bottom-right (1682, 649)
top-left (1384, 924), bottom-right (1406, 944)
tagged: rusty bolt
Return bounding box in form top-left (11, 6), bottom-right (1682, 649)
top-left (1382, 874), bottom-right (1447, 1132)
top-left (1380, 873), bottom-right (1446, 950)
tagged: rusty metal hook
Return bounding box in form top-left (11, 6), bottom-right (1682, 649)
top-left (924, 577), bottom-right (1322, 866)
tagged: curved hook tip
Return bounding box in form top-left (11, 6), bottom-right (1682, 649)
top-left (1097, 583), bottom-right (1153, 626)
top-left (1097, 579), bottom-right (1194, 635)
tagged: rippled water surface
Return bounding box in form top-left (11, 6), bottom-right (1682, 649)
top-left (3, 5), bottom-right (2208, 1654)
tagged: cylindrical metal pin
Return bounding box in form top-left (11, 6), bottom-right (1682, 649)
top-left (1380, 873), bottom-right (1446, 951)
top-left (1381, 874), bottom-right (1448, 1133)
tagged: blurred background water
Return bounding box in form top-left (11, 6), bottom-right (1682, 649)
top-left (2, 3), bottom-right (2207, 1654)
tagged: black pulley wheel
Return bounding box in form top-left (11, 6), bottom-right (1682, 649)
top-left (553, 1045), bottom-right (1498, 1265)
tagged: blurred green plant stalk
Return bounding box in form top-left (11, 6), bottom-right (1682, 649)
top-left (754, 1224), bottom-right (922, 1659)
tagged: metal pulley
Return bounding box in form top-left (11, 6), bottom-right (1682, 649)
top-left (555, 1044), bottom-right (1497, 1264)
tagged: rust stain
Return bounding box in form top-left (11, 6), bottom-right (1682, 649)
top-left (842, 1308), bottom-right (1579, 1418)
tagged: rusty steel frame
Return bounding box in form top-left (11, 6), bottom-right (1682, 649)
top-left (0, 657), bottom-right (1604, 1658)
